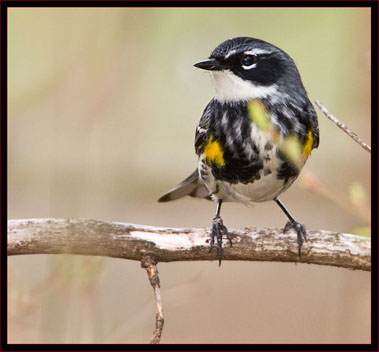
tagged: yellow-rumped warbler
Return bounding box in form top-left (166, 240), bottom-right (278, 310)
top-left (158, 37), bottom-right (319, 264)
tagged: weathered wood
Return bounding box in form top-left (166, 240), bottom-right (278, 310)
top-left (7, 218), bottom-right (371, 271)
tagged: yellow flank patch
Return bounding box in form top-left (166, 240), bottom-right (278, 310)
top-left (280, 130), bottom-right (313, 170)
top-left (203, 135), bottom-right (225, 167)
top-left (248, 99), bottom-right (270, 131)
top-left (303, 130), bottom-right (313, 157)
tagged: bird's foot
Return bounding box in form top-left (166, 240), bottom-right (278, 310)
top-left (209, 216), bottom-right (232, 266)
top-left (283, 221), bottom-right (307, 258)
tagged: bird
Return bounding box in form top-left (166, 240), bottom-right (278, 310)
top-left (158, 37), bottom-right (319, 265)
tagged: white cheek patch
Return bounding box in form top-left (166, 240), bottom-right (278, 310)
top-left (211, 70), bottom-right (278, 102)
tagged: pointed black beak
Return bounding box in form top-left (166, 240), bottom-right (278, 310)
top-left (194, 58), bottom-right (224, 71)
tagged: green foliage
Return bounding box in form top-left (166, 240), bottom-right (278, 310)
top-left (353, 226), bottom-right (371, 238)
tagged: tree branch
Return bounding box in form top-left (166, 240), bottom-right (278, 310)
top-left (141, 256), bottom-right (164, 344)
top-left (315, 99), bottom-right (371, 153)
top-left (8, 218), bottom-right (370, 271)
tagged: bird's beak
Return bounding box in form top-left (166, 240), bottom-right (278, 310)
top-left (194, 58), bottom-right (224, 71)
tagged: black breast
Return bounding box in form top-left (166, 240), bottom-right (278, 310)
top-left (205, 101), bottom-right (264, 184)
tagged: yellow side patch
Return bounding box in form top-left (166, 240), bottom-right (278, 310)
top-left (280, 130), bottom-right (314, 171)
top-left (203, 136), bottom-right (225, 167)
top-left (248, 99), bottom-right (270, 131)
top-left (303, 130), bottom-right (313, 157)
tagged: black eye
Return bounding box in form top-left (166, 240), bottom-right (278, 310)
top-left (241, 55), bottom-right (256, 67)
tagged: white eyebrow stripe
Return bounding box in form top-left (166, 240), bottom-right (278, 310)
top-left (224, 49), bottom-right (236, 59)
top-left (245, 49), bottom-right (272, 56)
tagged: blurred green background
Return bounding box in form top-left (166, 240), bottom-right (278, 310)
top-left (8, 8), bottom-right (371, 343)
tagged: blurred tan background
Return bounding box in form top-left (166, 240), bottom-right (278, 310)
top-left (8, 8), bottom-right (371, 343)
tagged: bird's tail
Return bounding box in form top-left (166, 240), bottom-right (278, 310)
top-left (158, 170), bottom-right (211, 202)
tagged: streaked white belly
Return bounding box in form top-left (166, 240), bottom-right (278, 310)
top-left (202, 167), bottom-right (296, 204)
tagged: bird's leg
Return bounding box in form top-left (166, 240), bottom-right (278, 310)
top-left (274, 198), bottom-right (307, 257)
top-left (209, 199), bottom-right (232, 266)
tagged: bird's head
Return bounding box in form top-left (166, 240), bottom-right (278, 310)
top-left (194, 37), bottom-right (306, 103)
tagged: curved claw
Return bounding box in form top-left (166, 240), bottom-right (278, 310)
top-left (283, 221), bottom-right (307, 258)
top-left (209, 216), bottom-right (232, 265)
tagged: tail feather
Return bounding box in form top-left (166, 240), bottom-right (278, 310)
top-left (158, 170), bottom-right (211, 202)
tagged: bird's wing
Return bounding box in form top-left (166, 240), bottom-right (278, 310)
top-left (308, 104), bottom-right (319, 149)
top-left (287, 98), bottom-right (320, 149)
top-left (158, 170), bottom-right (211, 202)
top-left (275, 99), bottom-right (319, 183)
top-left (194, 99), bottom-right (215, 156)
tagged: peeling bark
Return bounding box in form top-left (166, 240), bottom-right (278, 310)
top-left (8, 218), bottom-right (370, 271)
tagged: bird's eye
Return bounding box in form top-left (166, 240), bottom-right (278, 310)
top-left (241, 55), bottom-right (256, 69)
